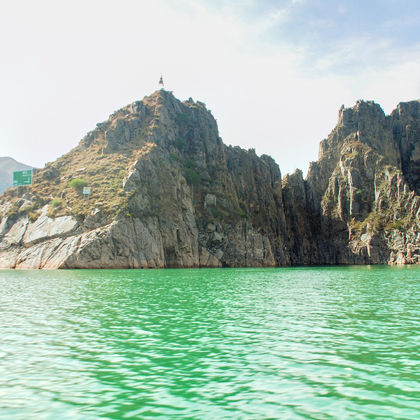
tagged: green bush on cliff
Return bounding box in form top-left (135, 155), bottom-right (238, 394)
top-left (385, 216), bottom-right (412, 231)
top-left (184, 168), bottom-right (200, 187)
top-left (175, 137), bottom-right (187, 150)
top-left (51, 198), bottom-right (62, 208)
top-left (69, 178), bottom-right (87, 191)
top-left (209, 207), bottom-right (223, 221)
top-left (177, 112), bottom-right (190, 123)
top-left (184, 158), bottom-right (196, 169)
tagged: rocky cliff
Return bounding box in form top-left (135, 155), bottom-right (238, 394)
top-left (0, 91), bottom-right (418, 268)
top-left (289, 100), bottom-right (420, 264)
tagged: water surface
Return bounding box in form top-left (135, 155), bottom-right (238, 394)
top-left (0, 266), bottom-right (419, 419)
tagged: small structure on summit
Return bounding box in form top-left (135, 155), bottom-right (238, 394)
top-left (159, 74), bottom-right (164, 90)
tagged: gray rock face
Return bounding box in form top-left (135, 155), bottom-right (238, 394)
top-left (287, 100), bottom-right (420, 265)
top-left (0, 93), bottom-right (418, 268)
top-left (23, 209), bottom-right (79, 246)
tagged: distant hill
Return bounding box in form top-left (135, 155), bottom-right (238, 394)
top-left (0, 157), bottom-right (33, 193)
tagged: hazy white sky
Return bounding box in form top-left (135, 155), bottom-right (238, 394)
top-left (1, 0), bottom-right (419, 175)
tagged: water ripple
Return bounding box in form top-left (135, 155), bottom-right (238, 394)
top-left (0, 266), bottom-right (419, 419)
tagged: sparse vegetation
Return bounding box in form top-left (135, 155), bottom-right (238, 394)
top-left (28, 211), bottom-right (39, 222)
top-left (177, 112), bottom-right (190, 123)
top-left (184, 168), bottom-right (200, 187)
top-left (385, 216), bottom-right (413, 231)
top-left (351, 210), bottom-right (383, 233)
top-left (175, 137), bottom-right (187, 150)
top-left (345, 149), bottom-right (359, 159)
top-left (47, 198), bottom-right (63, 218)
top-left (184, 158), bottom-right (196, 169)
top-left (169, 152), bottom-right (179, 162)
top-left (239, 210), bottom-right (250, 219)
top-left (5, 205), bottom-right (19, 218)
top-left (209, 207), bottom-right (223, 221)
top-left (2, 140), bottom-right (157, 220)
top-left (51, 198), bottom-right (62, 208)
top-left (69, 178), bottom-right (87, 191)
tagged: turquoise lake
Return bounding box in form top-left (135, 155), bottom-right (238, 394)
top-left (0, 266), bottom-right (419, 419)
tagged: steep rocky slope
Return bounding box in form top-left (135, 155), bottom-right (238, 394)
top-left (0, 92), bottom-right (418, 268)
top-left (288, 100), bottom-right (419, 264)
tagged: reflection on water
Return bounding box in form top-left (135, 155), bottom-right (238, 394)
top-left (0, 266), bottom-right (419, 419)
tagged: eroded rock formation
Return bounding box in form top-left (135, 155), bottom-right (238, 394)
top-left (0, 92), bottom-right (418, 268)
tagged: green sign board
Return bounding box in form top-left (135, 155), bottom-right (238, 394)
top-left (13, 169), bottom-right (33, 186)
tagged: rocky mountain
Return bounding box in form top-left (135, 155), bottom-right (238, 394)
top-left (0, 157), bottom-right (33, 193)
top-left (0, 91), bottom-right (418, 268)
top-left (285, 100), bottom-right (419, 264)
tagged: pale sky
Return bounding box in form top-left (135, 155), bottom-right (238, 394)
top-left (1, 0), bottom-right (419, 176)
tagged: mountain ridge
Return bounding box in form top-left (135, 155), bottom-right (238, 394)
top-left (0, 91), bottom-right (418, 268)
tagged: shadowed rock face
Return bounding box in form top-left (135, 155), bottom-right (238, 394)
top-left (291, 99), bottom-right (419, 265)
top-left (392, 101), bottom-right (420, 195)
top-left (0, 92), bottom-right (418, 268)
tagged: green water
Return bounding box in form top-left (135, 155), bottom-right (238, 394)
top-left (0, 266), bottom-right (419, 419)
